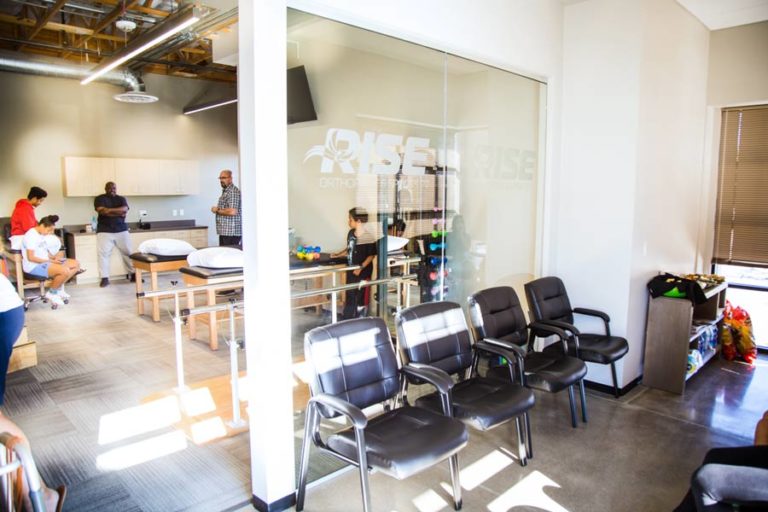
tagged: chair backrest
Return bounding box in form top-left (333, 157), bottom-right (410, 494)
top-left (395, 301), bottom-right (473, 375)
top-left (0, 217), bottom-right (11, 244)
top-left (524, 276), bottom-right (574, 324)
top-left (468, 286), bottom-right (528, 346)
top-left (304, 317), bottom-right (399, 412)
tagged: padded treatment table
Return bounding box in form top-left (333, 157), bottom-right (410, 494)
top-left (289, 253), bottom-right (350, 313)
top-left (131, 252), bottom-right (190, 322)
top-left (179, 257), bottom-right (353, 350)
top-left (180, 265), bottom-right (244, 350)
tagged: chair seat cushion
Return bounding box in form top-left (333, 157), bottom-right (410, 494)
top-left (327, 406), bottom-right (468, 480)
top-left (416, 377), bottom-right (534, 431)
top-left (22, 272), bottom-right (47, 282)
top-left (543, 334), bottom-right (629, 364)
top-left (486, 352), bottom-right (587, 393)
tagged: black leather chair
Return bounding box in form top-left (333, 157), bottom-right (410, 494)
top-left (297, 317), bottom-right (468, 512)
top-left (524, 276), bottom-right (629, 397)
top-left (469, 286), bottom-right (588, 428)
top-left (395, 301), bottom-right (535, 466)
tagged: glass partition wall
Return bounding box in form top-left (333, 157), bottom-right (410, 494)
top-left (287, 9), bottom-right (545, 484)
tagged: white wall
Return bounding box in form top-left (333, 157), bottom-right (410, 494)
top-left (560, 0), bottom-right (710, 386)
top-left (630, 0), bottom-right (710, 384)
top-left (707, 21), bottom-right (768, 106)
top-left (0, 70), bottom-right (238, 245)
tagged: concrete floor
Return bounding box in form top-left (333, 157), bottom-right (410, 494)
top-left (295, 355), bottom-right (768, 512)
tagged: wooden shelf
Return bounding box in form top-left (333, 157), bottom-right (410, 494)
top-left (643, 278), bottom-right (727, 395)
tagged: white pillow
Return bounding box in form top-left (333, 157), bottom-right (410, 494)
top-left (187, 247), bottom-right (244, 268)
top-left (138, 238), bottom-right (196, 256)
top-left (387, 235), bottom-right (409, 253)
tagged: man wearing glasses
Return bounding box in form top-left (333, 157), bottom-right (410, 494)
top-left (211, 169), bottom-right (242, 247)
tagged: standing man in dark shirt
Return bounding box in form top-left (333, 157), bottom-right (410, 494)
top-left (211, 169), bottom-right (242, 246)
top-left (94, 181), bottom-right (134, 287)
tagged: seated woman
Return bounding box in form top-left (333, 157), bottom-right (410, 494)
top-left (21, 215), bottom-right (81, 307)
top-left (675, 410), bottom-right (768, 511)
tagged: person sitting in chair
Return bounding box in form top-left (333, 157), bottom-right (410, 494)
top-left (675, 410), bottom-right (768, 511)
top-left (9, 186), bottom-right (62, 257)
top-left (21, 216), bottom-right (81, 307)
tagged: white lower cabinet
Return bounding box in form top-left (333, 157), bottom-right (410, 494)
top-left (67, 227), bottom-right (208, 283)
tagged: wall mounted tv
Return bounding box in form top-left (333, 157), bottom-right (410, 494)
top-left (287, 66), bottom-right (317, 125)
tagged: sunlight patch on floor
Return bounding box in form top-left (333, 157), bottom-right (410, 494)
top-left (459, 449), bottom-right (515, 490)
top-left (411, 488), bottom-right (449, 512)
top-left (98, 396), bottom-right (181, 445)
top-left (487, 470), bottom-right (570, 512)
top-left (179, 387), bottom-right (217, 416)
top-left (96, 431), bottom-right (188, 471)
top-left (190, 416), bottom-right (228, 444)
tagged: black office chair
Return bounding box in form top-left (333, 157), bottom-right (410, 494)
top-left (297, 317), bottom-right (468, 512)
top-left (469, 286), bottom-right (588, 428)
top-left (395, 301), bottom-right (535, 466)
top-left (524, 276), bottom-right (629, 397)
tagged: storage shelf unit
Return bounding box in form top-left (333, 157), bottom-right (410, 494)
top-left (642, 281), bottom-right (727, 394)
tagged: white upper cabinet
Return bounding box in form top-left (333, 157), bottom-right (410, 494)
top-left (63, 157), bottom-right (115, 197)
top-left (63, 157), bottom-right (200, 196)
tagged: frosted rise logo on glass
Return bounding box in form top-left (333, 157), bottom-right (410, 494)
top-left (304, 129), bottom-right (433, 187)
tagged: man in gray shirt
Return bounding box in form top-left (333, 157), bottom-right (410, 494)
top-left (94, 182), bottom-right (134, 287)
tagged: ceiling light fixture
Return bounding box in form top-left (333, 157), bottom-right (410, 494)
top-left (115, 18), bottom-right (137, 33)
top-left (82, 7), bottom-right (202, 86)
top-left (183, 97), bottom-right (237, 115)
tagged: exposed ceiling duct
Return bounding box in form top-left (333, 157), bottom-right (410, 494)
top-left (0, 48), bottom-right (158, 103)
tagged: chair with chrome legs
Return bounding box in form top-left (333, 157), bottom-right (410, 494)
top-left (524, 276), bottom-right (629, 397)
top-left (395, 301), bottom-right (535, 466)
top-left (296, 316), bottom-right (468, 512)
top-left (469, 286), bottom-right (588, 428)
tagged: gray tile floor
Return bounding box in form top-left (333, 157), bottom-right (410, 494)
top-left (5, 277), bottom-right (767, 511)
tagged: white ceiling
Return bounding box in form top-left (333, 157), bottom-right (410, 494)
top-left (675, 0), bottom-right (768, 30)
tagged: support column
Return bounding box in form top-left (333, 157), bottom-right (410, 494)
top-left (239, 2), bottom-right (295, 511)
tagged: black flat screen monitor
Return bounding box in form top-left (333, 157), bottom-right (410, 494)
top-left (287, 66), bottom-right (317, 125)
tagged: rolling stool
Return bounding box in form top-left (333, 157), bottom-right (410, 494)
top-left (8, 249), bottom-right (60, 310)
top-left (21, 272), bottom-right (65, 310)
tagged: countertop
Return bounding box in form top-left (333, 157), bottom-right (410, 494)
top-left (65, 220), bottom-right (207, 236)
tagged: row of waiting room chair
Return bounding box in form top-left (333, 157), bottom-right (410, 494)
top-left (296, 279), bottom-right (630, 511)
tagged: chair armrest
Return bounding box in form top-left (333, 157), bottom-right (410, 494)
top-left (309, 394), bottom-right (368, 429)
top-left (573, 307), bottom-right (609, 322)
top-left (573, 307), bottom-right (611, 335)
top-left (529, 321), bottom-right (574, 353)
top-left (475, 339), bottom-right (526, 383)
top-left (537, 319), bottom-right (580, 336)
top-left (401, 363), bottom-right (454, 395)
top-left (478, 338), bottom-right (526, 361)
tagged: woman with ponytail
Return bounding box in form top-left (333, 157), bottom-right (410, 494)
top-left (21, 215), bottom-right (81, 307)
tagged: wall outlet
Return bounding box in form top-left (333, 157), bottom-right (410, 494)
top-left (172, 209), bottom-right (178, 216)
top-left (179, 209), bottom-right (184, 216)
